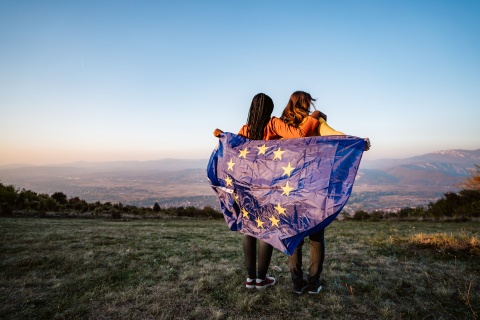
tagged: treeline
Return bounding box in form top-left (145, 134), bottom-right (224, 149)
top-left (0, 182), bottom-right (223, 219)
top-left (346, 189), bottom-right (480, 221)
top-left (2, 182), bottom-right (480, 222)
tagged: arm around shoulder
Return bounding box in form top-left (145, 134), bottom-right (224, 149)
top-left (270, 117), bottom-right (319, 138)
top-left (299, 116), bottom-right (320, 136)
top-left (317, 118), bottom-right (345, 136)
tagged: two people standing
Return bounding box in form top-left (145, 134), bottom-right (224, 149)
top-left (215, 93), bottom-right (321, 289)
top-left (213, 91), bottom-right (370, 294)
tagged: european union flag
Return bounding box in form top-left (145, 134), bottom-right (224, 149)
top-left (206, 132), bottom-right (365, 255)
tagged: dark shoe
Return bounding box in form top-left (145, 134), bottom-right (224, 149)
top-left (256, 276), bottom-right (276, 289)
top-left (245, 277), bottom-right (255, 289)
top-left (308, 284), bottom-right (323, 294)
top-left (293, 280), bottom-right (308, 294)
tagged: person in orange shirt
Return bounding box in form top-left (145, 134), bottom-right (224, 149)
top-left (214, 92), bottom-right (321, 289)
top-left (280, 91), bottom-right (370, 294)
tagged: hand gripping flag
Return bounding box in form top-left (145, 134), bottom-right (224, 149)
top-left (206, 132), bottom-right (365, 255)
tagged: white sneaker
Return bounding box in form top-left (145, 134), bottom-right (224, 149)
top-left (308, 285), bottom-right (323, 294)
top-left (255, 276), bottom-right (276, 289)
top-left (245, 278), bottom-right (255, 289)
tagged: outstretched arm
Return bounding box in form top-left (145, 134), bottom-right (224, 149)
top-left (364, 138), bottom-right (371, 151)
top-left (315, 118), bottom-right (370, 151)
top-left (213, 128), bottom-right (224, 137)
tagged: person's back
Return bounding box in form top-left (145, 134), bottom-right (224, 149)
top-left (279, 90), bottom-right (370, 295)
top-left (214, 92), bottom-right (320, 290)
top-left (281, 90), bottom-right (344, 137)
top-left (278, 91), bottom-right (327, 294)
top-left (239, 116), bottom-right (320, 140)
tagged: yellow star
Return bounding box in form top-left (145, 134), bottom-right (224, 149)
top-left (282, 162), bottom-right (295, 177)
top-left (227, 158), bottom-right (235, 171)
top-left (255, 217), bottom-right (264, 228)
top-left (281, 181), bottom-right (294, 196)
top-left (273, 147), bottom-right (285, 160)
top-left (269, 216), bottom-right (280, 227)
top-left (224, 176), bottom-right (233, 187)
top-left (274, 203), bottom-right (287, 215)
top-left (234, 193), bottom-right (239, 203)
top-left (257, 144), bottom-right (269, 155)
top-left (242, 207), bottom-right (249, 218)
top-left (238, 147), bottom-right (250, 159)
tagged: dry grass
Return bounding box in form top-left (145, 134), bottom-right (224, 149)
top-left (408, 232), bottom-right (479, 255)
top-left (0, 218), bottom-right (478, 319)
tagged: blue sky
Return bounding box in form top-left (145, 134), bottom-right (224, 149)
top-left (1, 0), bottom-right (479, 165)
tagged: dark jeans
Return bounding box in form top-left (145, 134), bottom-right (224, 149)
top-left (243, 234), bottom-right (273, 280)
top-left (288, 229), bottom-right (325, 287)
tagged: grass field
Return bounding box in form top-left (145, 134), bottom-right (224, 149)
top-left (0, 217), bottom-right (478, 319)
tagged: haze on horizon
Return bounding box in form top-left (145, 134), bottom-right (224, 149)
top-left (1, 1), bottom-right (479, 166)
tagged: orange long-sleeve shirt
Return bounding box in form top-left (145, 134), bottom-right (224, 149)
top-left (297, 117), bottom-right (345, 136)
top-left (238, 116), bottom-right (319, 140)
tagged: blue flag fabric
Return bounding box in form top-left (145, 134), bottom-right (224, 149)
top-left (206, 132), bottom-right (365, 255)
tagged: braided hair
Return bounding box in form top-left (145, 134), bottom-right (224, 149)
top-left (246, 93), bottom-right (274, 140)
top-left (281, 91), bottom-right (316, 127)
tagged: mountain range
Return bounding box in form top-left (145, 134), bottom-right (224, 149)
top-left (1, 149), bottom-right (478, 212)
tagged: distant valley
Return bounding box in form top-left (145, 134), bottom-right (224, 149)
top-left (1, 149), bottom-right (479, 213)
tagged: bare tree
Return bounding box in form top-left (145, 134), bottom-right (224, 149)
top-left (457, 164), bottom-right (480, 190)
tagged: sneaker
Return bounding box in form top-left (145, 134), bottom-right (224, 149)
top-left (308, 284), bottom-right (323, 294)
top-left (255, 276), bottom-right (276, 289)
top-left (245, 278), bottom-right (255, 289)
top-left (293, 280), bottom-right (308, 294)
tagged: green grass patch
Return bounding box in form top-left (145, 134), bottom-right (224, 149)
top-left (0, 218), bottom-right (478, 319)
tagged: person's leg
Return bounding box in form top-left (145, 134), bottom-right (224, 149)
top-left (255, 240), bottom-right (275, 288)
top-left (257, 240), bottom-right (273, 280)
top-left (307, 229), bottom-right (325, 293)
top-left (243, 235), bottom-right (257, 281)
top-left (288, 238), bottom-right (307, 293)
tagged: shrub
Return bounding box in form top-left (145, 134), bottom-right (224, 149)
top-left (337, 211), bottom-right (352, 220)
top-left (51, 192), bottom-right (68, 205)
top-left (0, 183), bottom-right (17, 206)
top-left (201, 206), bottom-right (223, 219)
top-left (428, 189), bottom-right (480, 219)
top-left (353, 210), bottom-right (369, 220)
top-left (370, 210), bottom-right (385, 221)
top-left (384, 212), bottom-right (398, 219)
top-left (94, 206), bottom-right (104, 215)
top-left (457, 164), bottom-right (480, 191)
top-left (0, 202), bottom-right (13, 215)
top-left (111, 209), bottom-right (122, 219)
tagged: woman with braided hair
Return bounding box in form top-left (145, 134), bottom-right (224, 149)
top-left (280, 90), bottom-right (370, 295)
top-left (214, 92), bottom-right (321, 289)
